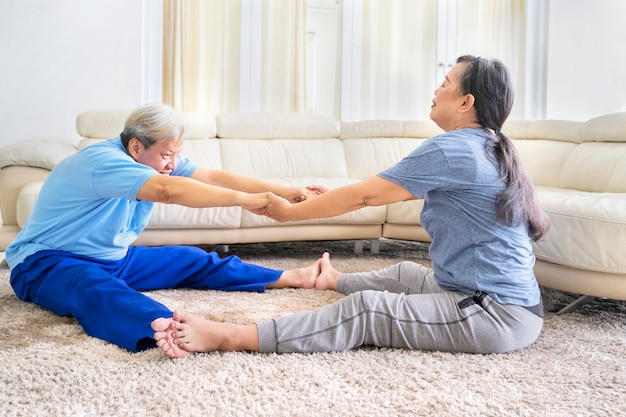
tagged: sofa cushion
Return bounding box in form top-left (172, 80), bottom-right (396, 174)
top-left (0, 140), bottom-right (76, 170)
top-left (505, 120), bottom-right (582, 189)
top-left (148, 204), bottom-right (241, 229)
top-left (504, 119), bottom-right (583, 144)
top-left (340, 120), bottom-right (441, 180)
top-left (16, 181), bottom-right (44, 228)
top-left (385, 199), bottom-right (424, 225)
top-left (513, 139), bottom-right (577, 188)
top-left (217, 112), bottom-right (340, 139)
top-left (238, 177), bottom-right (387, 228)
top-left (220, 139), bottom-right (348, 178)
top-left (342, 138), bottom-right (427, 180)
top-left (76, 109), bottom-right (131, 139)
top-left (560, 142), bottom-right (626, 192)
top-left (76, 110), bottom-right (217, 140)
top-left (580, 112), bottom-right (626, 143)
top-left (534, 186), bottom-right (626, 274)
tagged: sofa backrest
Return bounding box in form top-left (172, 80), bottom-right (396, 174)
top-left (505, 112), bottom-right (626, 193)
top-left (216, 112), bottom-right (345, 178)
top-left (504, 119), bottom-right (582, 188)
top-left (75, 109), bottom-right (626, 193)
top-left (562, 112), bottom-right (626, 193)
top-left (340, 120), bottom-right (443, 179)
top-left (76, 108), bottom-right (222, 168)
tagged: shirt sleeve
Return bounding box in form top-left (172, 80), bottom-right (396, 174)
top-left (90, 153), bottom-right (158, 201)
top-left (377, 138), bottom-right (451, 198)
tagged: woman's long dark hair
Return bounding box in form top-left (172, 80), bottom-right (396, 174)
top-left (456, 55), bottom-right (550, 241)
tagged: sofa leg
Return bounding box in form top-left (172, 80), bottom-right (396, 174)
top-left (370, 239), bottom-right (380, 254)
top-left (354, 240), bottom-right (364, 254)
top-left (353, 239), bottom-right (380, 254)
top-left (556, 295), bottom-right (595, 315)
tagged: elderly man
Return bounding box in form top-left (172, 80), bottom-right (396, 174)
top-left (6, 103), bottom-right (324, 352)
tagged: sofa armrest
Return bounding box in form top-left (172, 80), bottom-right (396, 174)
top-left (0, 140), bottom-right (77, 170)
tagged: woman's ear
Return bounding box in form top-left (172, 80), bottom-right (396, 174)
top-left (458, 94), bottom-right (475, 112)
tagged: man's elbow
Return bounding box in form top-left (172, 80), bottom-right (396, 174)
top-left (155, 186), bottom-right (177, 204)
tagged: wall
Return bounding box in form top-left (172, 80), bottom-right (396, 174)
top-left (0, 0), bottom-right (148, 147)
top-left (546, 0), bottom-right (626, 120)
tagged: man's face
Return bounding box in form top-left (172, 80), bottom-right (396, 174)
top-left (129, 138), bottom-right (182, 175)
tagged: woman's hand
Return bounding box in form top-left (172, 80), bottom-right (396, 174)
top-left (292, 184), bottom-right (330, 202)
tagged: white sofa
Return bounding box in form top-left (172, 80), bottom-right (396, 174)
top-left (1, 110), bottom-right (625, 311)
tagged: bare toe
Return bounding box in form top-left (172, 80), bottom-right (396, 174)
top-left (151, 317), bottom-right (171, 332)
top-left (315, 252), bottom-right (339, 290)
top-left (151, 316), bottom-right (190, 358)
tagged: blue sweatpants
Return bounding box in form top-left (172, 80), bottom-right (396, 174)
top-left (10, 246), bottom-right (282, 352)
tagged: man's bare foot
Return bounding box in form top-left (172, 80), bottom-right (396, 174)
top-left (170, 310), bottom-right (259, 353)
top-left (151, 317), bottom-right (190, 358)
top-left (267, 258), bottom-right (321, 289)
top-left (314, 252), bottom-right (341, 290)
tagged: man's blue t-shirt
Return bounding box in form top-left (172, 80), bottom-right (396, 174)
top-left (378, 128), bottom-right (540, 306)
top-left (6, 137), bottom-right (198, 268)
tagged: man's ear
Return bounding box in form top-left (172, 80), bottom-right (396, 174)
top-left (458, 94), bottom-right (475, 113)
top-left (127, 137), bottom-right (143, 158)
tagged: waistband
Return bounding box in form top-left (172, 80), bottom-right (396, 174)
top-left (461, 291), bottom-right (544, 318)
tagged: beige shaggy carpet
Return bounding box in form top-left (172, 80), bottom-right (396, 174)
top-left (1, 240), bottom-right (625, 417)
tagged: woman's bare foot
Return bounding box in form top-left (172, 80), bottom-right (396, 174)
top-left (151, 317), bottom-right (190, 358)
top-left (267, 258), bottom-right (321, 289)
top-left (170, 310), bottom-right (259, 353)
top-left (314, 252), bottom-right (341, 290)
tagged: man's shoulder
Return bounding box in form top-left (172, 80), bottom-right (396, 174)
top-left (81, 137), bottom-right (123, 153)
top-left (76, 138), bottom-right (129, 164)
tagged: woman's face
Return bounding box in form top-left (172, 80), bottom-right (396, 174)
top-left (430, 62), bottom-right (469, 131)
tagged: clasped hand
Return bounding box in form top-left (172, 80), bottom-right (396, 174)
top-left (246, 192), bottom-right (298, 222)
top-left (293, 185), bottom-right (327, 202)
top-left (247, 185), bottom-right (328, 221)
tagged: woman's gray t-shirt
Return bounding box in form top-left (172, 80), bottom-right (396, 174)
top-left (378, 128), bottom-right (540, 306)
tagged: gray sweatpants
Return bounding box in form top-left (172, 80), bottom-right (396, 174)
top-left (257, 261), bottom-right (543, 354)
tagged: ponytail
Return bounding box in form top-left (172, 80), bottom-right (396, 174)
top-left (457, 55), bottom-right (550, 241)
top-left (490, 131), bottom-right (550, 241)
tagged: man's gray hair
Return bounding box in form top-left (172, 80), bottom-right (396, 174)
top-left (120, 103), bottom-right (187, 149)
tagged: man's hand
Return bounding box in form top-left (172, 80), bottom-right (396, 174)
top-left (292, 184), bottom-right (329, 202)
top-left (239, 192), bottom-right (271, 213)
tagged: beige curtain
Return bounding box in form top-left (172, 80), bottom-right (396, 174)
top-left (163, 0), bottom-right (241, 114)
top-left (162, 0), bottom-right (306, 114)
top-left (260, 0), bottom-right (307, 112)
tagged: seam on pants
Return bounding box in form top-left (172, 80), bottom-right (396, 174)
top-left (276, 304), bottom-right (487, 348)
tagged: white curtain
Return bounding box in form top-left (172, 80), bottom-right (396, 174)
top-left (163, 0), bottom-right (527, 119)
top-left (359, 0), bottom-right (439, 121)
top-left (163, 0), bottom-right (306, 114)
top-left (356, 0), bottom-right (527, 121)
top-left (455, 0), bottom-right (527, 119)
top-left (260, 0), bottom-right (307, 112)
